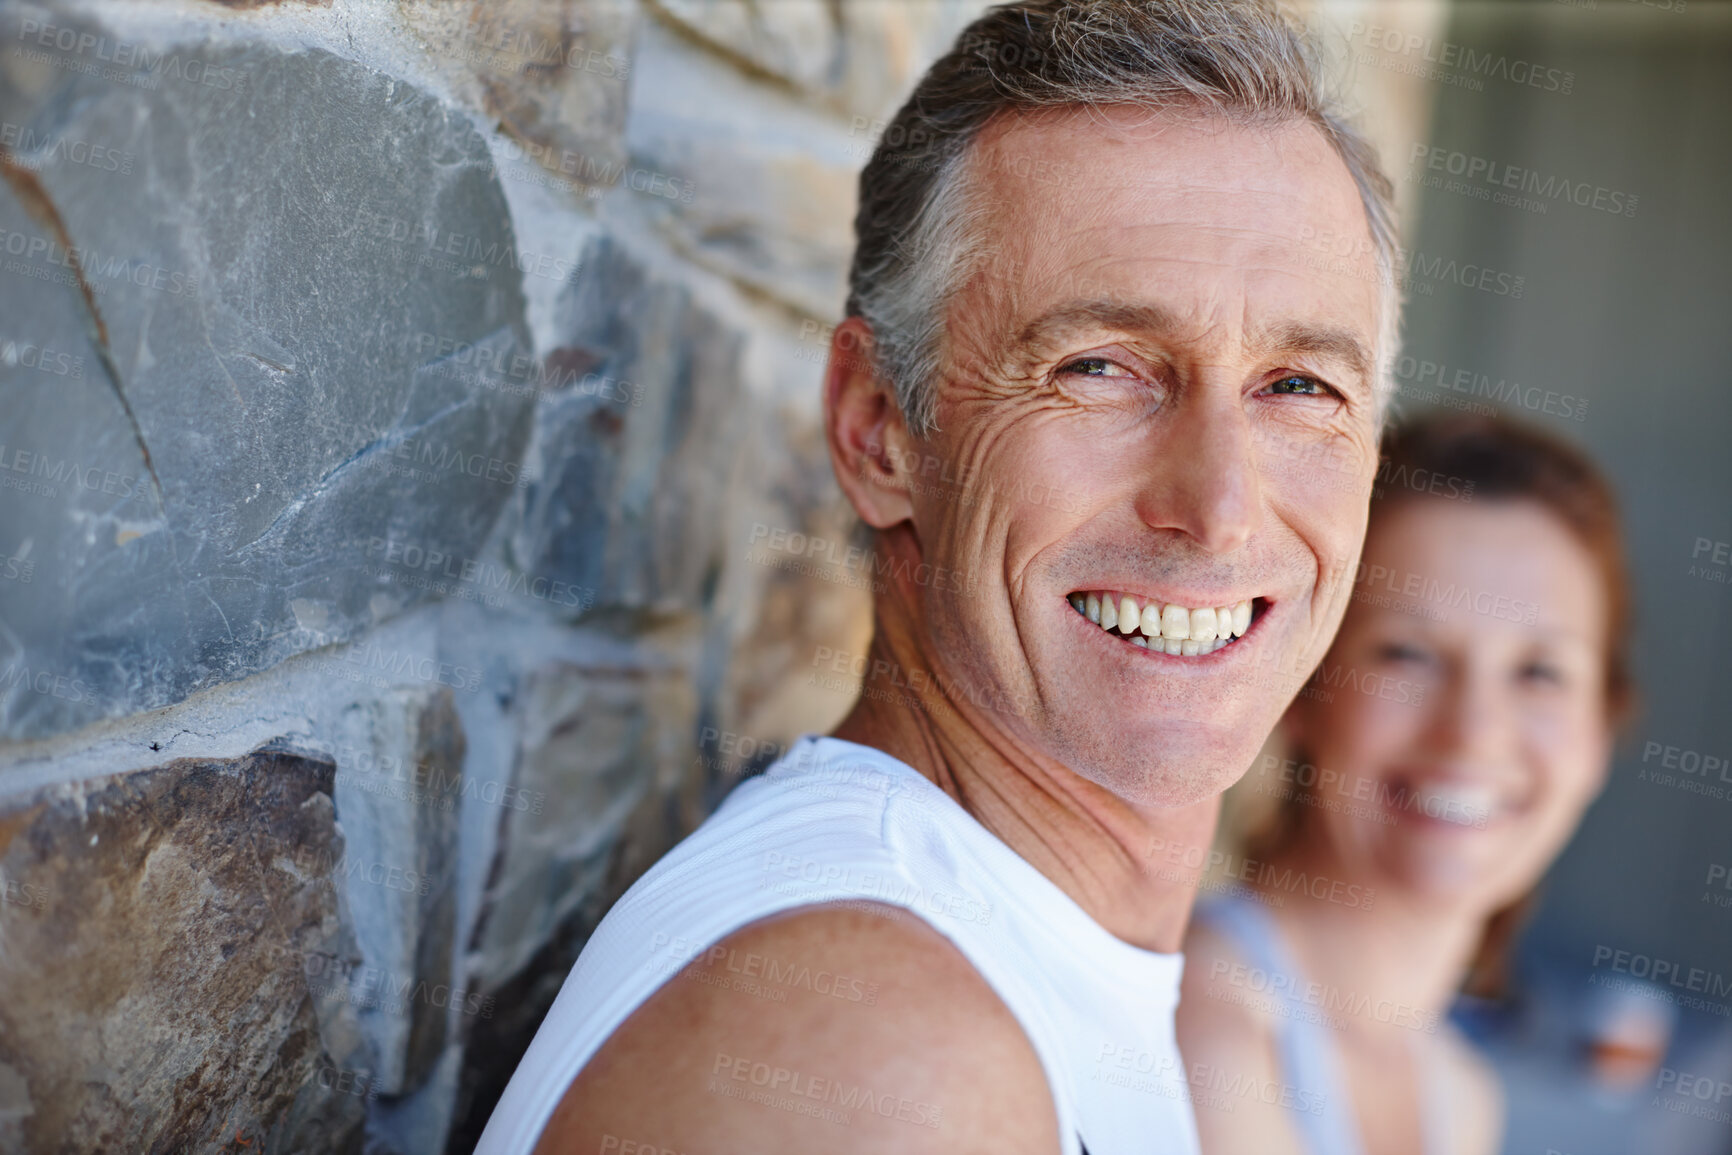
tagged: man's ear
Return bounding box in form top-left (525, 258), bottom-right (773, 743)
top-left (823, 316), bottom-right (917, 530)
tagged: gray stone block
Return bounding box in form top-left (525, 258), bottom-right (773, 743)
top-left (0, 18), bottom-right (534, 742)
top-left (503, 233), bottom-right (743, 616)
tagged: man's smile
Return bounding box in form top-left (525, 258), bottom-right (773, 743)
top-left (1066, 591), bottom-right (1267, 657)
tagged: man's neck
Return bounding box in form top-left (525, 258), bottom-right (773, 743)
top-left (830, 616), bottom-right (1220, 954)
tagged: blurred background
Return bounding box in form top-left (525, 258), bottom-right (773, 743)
top-left (0, 0), bottom-right (1725, 1152)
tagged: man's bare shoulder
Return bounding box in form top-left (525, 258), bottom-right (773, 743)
top-left (533, 901), bottom-right (1060, 1155)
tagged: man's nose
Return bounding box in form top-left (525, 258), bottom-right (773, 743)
top-left (1131, 392), bottom-right (1261, 554)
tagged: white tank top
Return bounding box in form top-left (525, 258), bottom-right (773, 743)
top-left (475, 735), bottom-right (1201, 1155)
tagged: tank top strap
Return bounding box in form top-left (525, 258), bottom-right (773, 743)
top-left (1193, 893), bottom-right (1368, 1155)
top-left (1414, 1029), bottom-right (1455, 1155)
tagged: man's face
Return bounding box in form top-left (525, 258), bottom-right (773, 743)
top-left (896, 106), bottom-right (1383, 807)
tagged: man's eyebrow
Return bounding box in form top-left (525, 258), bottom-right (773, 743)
top-left (1248, 320), bottom-right (1373, 382)
top-left (1013, 300), bottom-right (1184, 349)
top-left (1012, 301), bottom-right (1373, 382)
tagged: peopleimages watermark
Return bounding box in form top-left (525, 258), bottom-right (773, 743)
top-left (1653, 1067), bottom-right (1732, 1126)
top-left (365, 535), bottom-right (596, 611)
top-left (283, 843), bottom-right (434, 898)
top-left (709, 1050), bottom-right (943, 1130)
top-left (1, 120), bottom-right (133, 176)
top-left (746, 521), bottom-right (975, 596)
top-left (409, 331), bottom-right (643, 405)
top-left (1296, 227), bottom-right (1526, 300)
top-left (1245, 650), bottom-right (1428, 709)
top-left (12, 18), bottom-right (247, 92)
top-left (326, 740), bottom-right (546, 815)
top-left (0, 871), bottom-right (48, 912)
top-left (312, 1062), bottom-right (380, 1101)
top-left (1248, 755), bottom-right (1488, 830)
top-left (482, 139), bottom-right (694, 204)
top-left (1688, 536), bottom-right (1732, 589)
top-left (598, 1138), bottom-right (689, 1155)
top-left (1373, 459), bottom-right (1476, 504)
top-left (806, 644), bottom-right (1033, 723)
top-left (289, 946), bottom-right (495, 1019)
top-left (1637, 738), bottom-right (1732, 802)
top-left (0, 443), bottom-right (146, 503)
top-left (1142, 834), bottom-right (1377, 909)
top-left (422, 15), bottom-right (631, 80)
top-left (1703, 863), bottom-right (1732, 911)
top-left (692, 726), bottom-right (792, 777)
top-left (845, 114), bottom-right (1073, 186)
top-left (760, 849), bottom-right (994, 928)
top-left (1394, 354), bottom-right (1588, 423)
top-left (359, 434), bottom-right (537, 490)
top-left (645, 932), bottom-right (881, 1007)
top-left (1349, 22), bottom-right (1574, 94)
top-left (1206, 960), bottom-right (1440, 1033)
top-left (1092, 1040), bottom-right (1330, 1117)
top-left (317, 636), bottom-right (483, 695)
top-left (0, 224), bottom-right (200, 299)
top-left (1407, 145), bottom-right (1637, 219)
top-left (1353, 562), bottom-right (1539, 626)
top-left (0, 660), bottom-right (107, 711)
top-left (0, 335), bottom-right (84, 378)
top-left (352, 204), bottom-right (580, 285)
top-left (1589, 945), bottom-right (1732, 1017)
top-left (0, 551), bottom-right (35, 584)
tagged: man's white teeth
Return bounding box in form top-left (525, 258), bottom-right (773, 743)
top-left (1190, 607), bottom-right (1218, 643)
top-left (1069, 592), bottom-right (1255, 656)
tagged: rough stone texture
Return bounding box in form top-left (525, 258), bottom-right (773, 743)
top-left (0, 0), bottom-right (991, 1150)
top-left (0, 13), bottom-right (534, 741)
top-left (328, 686), bottom-right (465, 1100)
top-left (503, 232), bottom-right (744, 612)
top-left (0, 748), bottom-right (367, 1154)
top-left (403, 0), bottom-right (638, 195)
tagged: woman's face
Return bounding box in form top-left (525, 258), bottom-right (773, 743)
top-left (1286, 497), bottom-right (1613, 910)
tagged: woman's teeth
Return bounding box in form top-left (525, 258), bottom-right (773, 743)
top-left (1069, 591), bottom-right (1254, 656)
top-left (1413, 782), bottom-right (1498, 828)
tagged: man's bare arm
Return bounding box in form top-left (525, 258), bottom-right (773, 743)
top-left (533, 902), bottom-right (1060, 1154)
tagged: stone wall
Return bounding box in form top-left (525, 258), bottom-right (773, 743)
top-left (0, 1), bottom-right (990, 1150)
top-left (0, 1), bottom-right (1428, 1151)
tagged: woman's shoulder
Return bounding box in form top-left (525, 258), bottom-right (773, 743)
top-left (1432, 1021), bottom-right (1505, 1155)
top-left (1179, 911), bottom-right (1287, 1046)
top-left (1177, 913), bottom-right (1312, 1155)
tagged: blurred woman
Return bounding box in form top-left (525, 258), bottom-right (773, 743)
top-left (1177, 414), bottom-right (1635, 1155)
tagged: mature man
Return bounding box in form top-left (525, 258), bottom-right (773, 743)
top-left (479, 1), bottom-right (1397, 1151)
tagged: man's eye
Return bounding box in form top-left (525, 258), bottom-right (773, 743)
top-left (1059, 357), bottom-right (1135, 379)
top-left (1266, 375), bottom-right (1331, 396)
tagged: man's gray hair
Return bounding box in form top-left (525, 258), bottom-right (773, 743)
top-left (845, 0), bottom-right (1401, 437)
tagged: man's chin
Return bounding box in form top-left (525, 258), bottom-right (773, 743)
top-left (1065, 739), bottom-right (1253, 809)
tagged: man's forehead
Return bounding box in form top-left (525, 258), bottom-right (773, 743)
top-left (963, 106), bottom-right (1380, 358)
